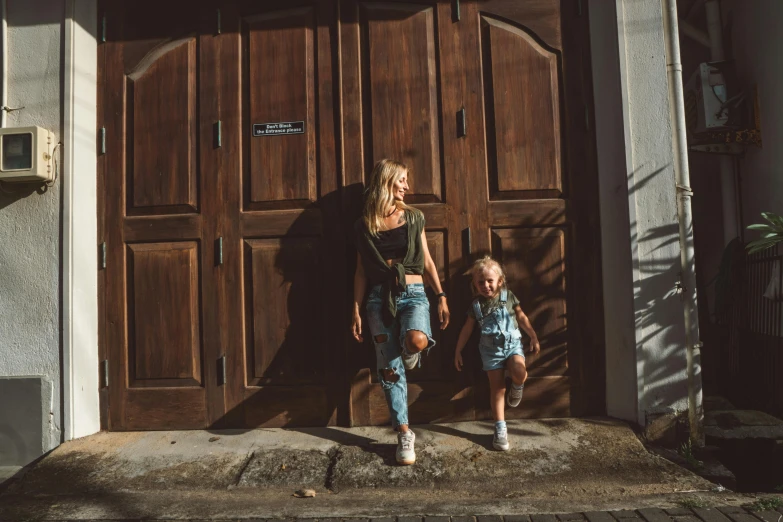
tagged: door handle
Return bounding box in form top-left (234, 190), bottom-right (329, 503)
top-left (463, 226), bottom-right (472, 259)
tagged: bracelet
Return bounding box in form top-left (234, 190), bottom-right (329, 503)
top-left (436, 292), bottom-right (447, 299)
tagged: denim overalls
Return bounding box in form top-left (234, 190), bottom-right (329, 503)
top-left (473, 289), bottom-right (525, 371)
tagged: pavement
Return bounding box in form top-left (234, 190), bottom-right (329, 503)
top-left (0, 417), bottom-right (778, 521)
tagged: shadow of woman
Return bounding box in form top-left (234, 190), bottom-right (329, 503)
top-left (214, 188), bottom-right (349, 430)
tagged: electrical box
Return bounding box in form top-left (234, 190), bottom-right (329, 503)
top-left (0, 126), bottom-right (53, 183)
top-left (685, 63), bottom-right (729, 134)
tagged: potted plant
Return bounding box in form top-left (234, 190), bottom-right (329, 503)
top-left (746, 212), bottom-right (783, 254)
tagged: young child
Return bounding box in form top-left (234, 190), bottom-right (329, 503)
top-left (454, 256), bottom-right (541, 451)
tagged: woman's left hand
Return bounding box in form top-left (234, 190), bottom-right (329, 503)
top-left (438, 297), bottom-right (450, 329)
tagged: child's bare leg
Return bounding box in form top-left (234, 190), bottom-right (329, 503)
top-left (506, 355), bottom-right (527, 408)
top-left (507, 355), bottom-right (528, 386)
top-left (487, 369), bottom-right (506, 421)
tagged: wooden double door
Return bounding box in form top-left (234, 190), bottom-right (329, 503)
top-left (98, 0), bottom-right (604, 430)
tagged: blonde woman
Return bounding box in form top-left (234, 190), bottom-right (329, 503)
top-left (352, 158), bottom-right (450, 465)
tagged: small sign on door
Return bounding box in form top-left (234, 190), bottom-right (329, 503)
top-left (253, 121), bottom-right (305, 136)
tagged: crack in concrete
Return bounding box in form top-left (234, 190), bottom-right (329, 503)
top-left (324, 446), bottom-right (341, 492)
top-left (232, 450), bottom-right (255, 488)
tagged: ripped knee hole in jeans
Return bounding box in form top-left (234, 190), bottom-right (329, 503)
top-left (374, 334), bottom-right (401, 385)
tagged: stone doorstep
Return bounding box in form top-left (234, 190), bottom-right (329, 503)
top-left (704, 411), bottom-right (783, 441)
top-left (6, 419), bottom-right (719, 498)
top-left (39, 507), bottom-right (783, 522)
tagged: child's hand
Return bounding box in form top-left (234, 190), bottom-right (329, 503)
top-left (454, 351), bottom-right (464, 371)
top-left (527, 337), bottom-right (541, 355)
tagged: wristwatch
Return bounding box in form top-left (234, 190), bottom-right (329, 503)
top-left (435, 292), bottom-right (447, 299)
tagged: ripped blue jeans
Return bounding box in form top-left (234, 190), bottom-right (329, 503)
top-left (366, 283), bottom-right (435, 428)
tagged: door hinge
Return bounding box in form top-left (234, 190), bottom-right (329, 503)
top-left (216, 8), bottom-right (222, 35)
top-left (218, 355), bottom-right (227, 386)
top-left (577, 0), bottom-right (583, 17)
top-left (215, 120), bottom-right (222, 148)
top-left (100, 242), bottom-right (107, 269)
top-left (216, 237), bottom-right (223, 266)
top-left (457, 107), bottom-right (466, 138)
top-left (454, 0), bottom-right (460, 21)
top-left (101, 359), bottom-right (109, 388)
top-left (100, 14), bottom-right (106, 43)
top-left (100, 127), bottom-right (106, 155)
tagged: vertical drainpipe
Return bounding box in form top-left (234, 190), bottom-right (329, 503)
top-left (1, 0), bottom-right (7, 128)
top-left (662, 0), bottom-right (704, 445)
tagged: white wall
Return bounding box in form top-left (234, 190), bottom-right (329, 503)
top-left (590, 0), bottom-right (691, 425)
top-left (723, 0), bottom-right (783, 229)
top-left (0, 0), bottom-right (65, 462)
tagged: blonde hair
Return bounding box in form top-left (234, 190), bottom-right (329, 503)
top-left (362, 158), bottom-right (412, 237)
top-left (469, 255), bottom-right (507, 296)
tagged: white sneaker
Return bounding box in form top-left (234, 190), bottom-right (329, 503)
top-left (506, 383), bottom-right (524, 408)
top-left (493, 424), bottom-right (510, 451)
top-left (402, 350), bottom-right (420, 370)
top-left (396, 429), bottom-right (416, 465)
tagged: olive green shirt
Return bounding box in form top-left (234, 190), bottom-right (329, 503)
top-left (355, 208), bottom-right (426, 326)
top-left (469, 289), bottom-right (520, 329)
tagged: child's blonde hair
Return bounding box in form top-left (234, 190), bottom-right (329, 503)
top-left (362, 158), bottom-right (412, 237)
top-left (469, 255), bottom-right (507, 296)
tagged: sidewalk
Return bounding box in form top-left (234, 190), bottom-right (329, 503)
top-left (1, 418), bottom-right (774, 521)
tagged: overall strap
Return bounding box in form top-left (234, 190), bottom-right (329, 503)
top-left (500, 288), bottom-right (508, 304)
top-left (472, 298), bottom-right (485, 325)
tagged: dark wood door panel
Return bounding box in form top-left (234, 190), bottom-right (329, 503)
top-left (243, 7), bottom-right (317, 209)
top-left (124, 388), bottom-right (208, 431)
top-left (359, 2), bottom-right (443, 203)
top-left (480, 15), bottom-right (562, 199)
top-left (127, 242), bottom-right (203, 387)
top-left (243, 385), bottom-right (334, 428)
top-left (243, 237), bottom-right (324, 387)
top-left (127, 37), bottom-right (199, 214)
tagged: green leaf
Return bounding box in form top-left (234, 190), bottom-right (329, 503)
top-left (761, 212), bottom-right (783, 228)
top-left (747, 224), bottom-right (774, 231)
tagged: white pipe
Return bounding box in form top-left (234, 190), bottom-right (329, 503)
top-left (1, 0), bottom-right (7, 128)
top-left (662, 0), bottom-right (704, 445)
top-left (679, 18), bottom-right (710, 48)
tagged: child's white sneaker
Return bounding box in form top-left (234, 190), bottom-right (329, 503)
top-left (396, 429), bottom-right (416, 465)
top-left (506, 383), bottom-right (524, 407)
top-left (493, 423), bottom-right (510, 451)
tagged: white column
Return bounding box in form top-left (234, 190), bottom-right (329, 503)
top-left (589, 0), bottom-right (691, 425)
top-left (62, 0), bottom-right (99, 440)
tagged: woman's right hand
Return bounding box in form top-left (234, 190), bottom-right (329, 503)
top-left (454, 350), bottom-right (463, 371)
top-left (351, 312), bottom-right (363, 343)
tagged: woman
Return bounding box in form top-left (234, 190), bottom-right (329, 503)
top-left (351, 158), bottom-right (450, 465)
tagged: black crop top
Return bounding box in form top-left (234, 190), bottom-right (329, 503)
top-left (372, 225), bottom-right (408, 260)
